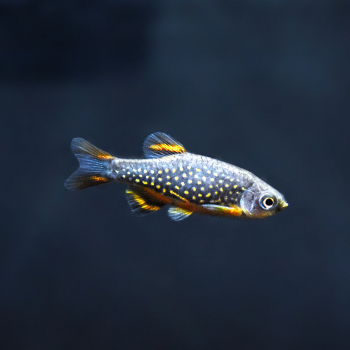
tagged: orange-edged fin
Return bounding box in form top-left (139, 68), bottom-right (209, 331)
top-left (126, 185), bottom-right (167, 216)
top-left (65, 175), bottom-right (111, 190)
top-left (64, 138), bottom-right (114, 190)
top-left (168, 206), bottom-right (193, 221)
top-left (143, 132), bottom-right (186, 159)
top-left (202, 204), bottom-right (243, 217)
top-left (70, 137), bottom-right (114, 160)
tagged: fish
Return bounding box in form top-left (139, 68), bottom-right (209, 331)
top-left (64, 132), bottom-right (288, 221)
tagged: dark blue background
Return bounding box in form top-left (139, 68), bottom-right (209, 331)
top-left (1, 1), bottom-right (349, 349)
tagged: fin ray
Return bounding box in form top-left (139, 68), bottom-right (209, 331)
top-left (168, 206), bottom-right (193, 221)
top-left (126, 186), bottom-right (166, 216)
top-left (143, 132), bottom-right (186, 159)
top-left (64, 138), bottom-right (114, 190)
top-left (71, 137), bottom-right (113, 160)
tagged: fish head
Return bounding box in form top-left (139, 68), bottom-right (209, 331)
top-left (240, 180), bottom-right (288, 219)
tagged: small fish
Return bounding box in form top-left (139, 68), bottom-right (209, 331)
top-left (64, 132), bottom-right (288, 221)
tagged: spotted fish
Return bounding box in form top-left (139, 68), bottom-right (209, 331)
top-left (64, 132), bottom-right (288, 220)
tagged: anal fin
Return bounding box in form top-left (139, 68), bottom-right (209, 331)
top-left (126, 186), bottom-right (167, 216)
top-left (168, 206), bottom-right (193, 221)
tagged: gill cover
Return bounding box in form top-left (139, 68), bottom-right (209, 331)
top-left (240, 187), bottom-right (287, 218)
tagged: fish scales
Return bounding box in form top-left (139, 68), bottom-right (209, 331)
top-left (112, 154), bottom-right (253, 207)
top-left (65, 132), bottom-right (288, 220)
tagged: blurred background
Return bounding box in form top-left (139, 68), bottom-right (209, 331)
top-left (1, 0), bottom-right (349, 349)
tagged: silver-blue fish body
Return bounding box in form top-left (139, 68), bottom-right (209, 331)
top-left (65, 132), bottom-right (288, 220)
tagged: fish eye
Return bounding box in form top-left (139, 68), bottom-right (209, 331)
top-left (259, 194), bottom-right (277, 210)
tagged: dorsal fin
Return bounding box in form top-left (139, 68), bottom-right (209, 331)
top-left (168, 206), bottom-right (193, 221)
top-left (143, 132), bottom-right (186, 159)
top-left (125, 185), bottom-right (167, 216)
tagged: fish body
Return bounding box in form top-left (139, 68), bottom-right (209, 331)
top-left (65, 132), bottom-right (288, 220)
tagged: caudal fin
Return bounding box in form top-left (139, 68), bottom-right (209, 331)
top-left (64, 138), bottom-right (114, 190)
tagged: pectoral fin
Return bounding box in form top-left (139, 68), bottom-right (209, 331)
top-left (202, 204), bottom-right (243, 217)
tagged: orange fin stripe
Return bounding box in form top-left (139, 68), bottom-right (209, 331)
top-left (90, 176), bottom-right (108, 182)
top-left (97, 155), bottom-right (114, 160)
top-left (149, 144), bottom-right (185, 153)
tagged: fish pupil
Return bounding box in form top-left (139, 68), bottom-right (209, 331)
top-left (265, 198), bottom-right (273, 207)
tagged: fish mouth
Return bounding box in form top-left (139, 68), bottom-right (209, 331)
top-left (280, 200), bottom-right (289, 209)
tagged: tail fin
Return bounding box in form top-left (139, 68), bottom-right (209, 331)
top-left (64, 138), bottom-right (114, 190)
